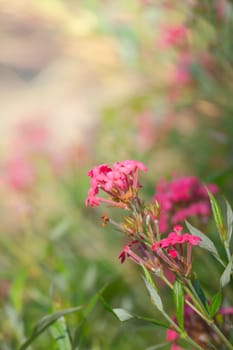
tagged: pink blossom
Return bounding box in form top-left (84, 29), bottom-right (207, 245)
top-left (5, 157), bottom-right (34, 191)
top-left (219, 307), bottom-right (233, 315)
top-left (152, 175), bottom-right (218, 234)
top-left (166, 328), bottom-right (179, 341)
top-left (168, 249), bottom-right (178, 258)
top-left (86, 160), bottom-right (147, 207)
top-left (153, 227), bottom-right (201, 252)
top-left (171, 53), bottom-right (193, 88)
top-left (118, 246), bottom-right (130, 264)
top-left (158, 25), bottom-right (188, 49)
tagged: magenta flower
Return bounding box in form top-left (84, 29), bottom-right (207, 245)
top-left (86, 160), bottom-right (147, 208)
top-left (152, 176), bottom-right (218, 234)
top-left (151, 225), bottom-right (201, 277)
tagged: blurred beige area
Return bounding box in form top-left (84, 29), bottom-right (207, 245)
top-left (0, 0), bottom-right (145, 149)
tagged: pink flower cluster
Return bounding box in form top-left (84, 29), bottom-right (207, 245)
top-left (86, 160), bottom-right (147, 207)
top-left (152, 176), bottom-right (218, 233)
top-left (152, 225), bottom-right (201, 259)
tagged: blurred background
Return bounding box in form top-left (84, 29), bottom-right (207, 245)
top-left (0, 0), bottom-right (233, 349)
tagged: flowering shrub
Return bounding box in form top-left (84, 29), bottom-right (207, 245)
top-left (86, 160), bottom-right (233, 350)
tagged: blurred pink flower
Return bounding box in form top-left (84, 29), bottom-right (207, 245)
top-left (12, 119), bottom-right (50, 156)
top-left (171, 53), bottom-right (192, 87)
top-left (152, 176), bottom-right (218, 233)
top-left (166, 328), bottom-right (179, 341)
top-left (136, 112), bottom-right (156, 151)
top-left (158, 25), bottom-right (188, 49)
top-left (5, 157), bottom-right (34, 191)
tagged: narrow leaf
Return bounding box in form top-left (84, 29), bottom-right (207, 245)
top-left (99, 295), bottom-right (118, 319)
top-left (186, 221), bottom-right (223, 266)
top-left (83, 283), bottom-right (107, 318)
top-left (220, 261), bottom-right (233, 288)
top-left (209, 291), bottom-right (222, 317)
top-left (207, 189), bottom-right (227, 241)
top-left (50, 316), bottom-right (72, 350)
top-left (143, 277), bottom-right (163, 311)
top-left (173, 280), bottom-right (184, 330)
top-left (19, 306), bottom-right (83, 350)
top-left (134, 315), bottom-right (169, 329)
top-left (226, 200), bottom-right (233, 244)
top-left (72, 284), bottom-right (108, 348)
top-left (141, 263), bottom-right (158, 291)
top-left (192, 279), bottom-right (207, 309)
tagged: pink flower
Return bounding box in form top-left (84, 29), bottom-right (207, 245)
top-left (152, 175), bottom-right (218, 234)
top-left (155, 227), bottom-right (201, 251)
top-left (5, 157), bottom-right (34, 191)
top-left (166, 328), bottom-right (179, 341)
top-left (86, 160), bottom-right (147, 207)
top-left (158, 25), bottom-right (188, 49)
top-left (118, 246), bottom-right (130, 264)
top-left (168, 249), bottom-right (178, 258)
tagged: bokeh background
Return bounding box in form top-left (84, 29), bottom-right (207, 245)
top-left (0, 0), bottom-right (233, 349)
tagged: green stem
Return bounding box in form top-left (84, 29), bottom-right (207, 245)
top-left (210, 322), bottom-right (233, 350)
top-left (160, 274), bottom-right (210, 321)
top-left (224, 241), bottom-right (232, 263)
top-left (161, 312), bottom-right (204, 350)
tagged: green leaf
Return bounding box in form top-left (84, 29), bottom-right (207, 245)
top-left (141, 263), bottom-right (158, 291)
top-left (9, 269), bottom-right (27, 313)
top-left (50, 316), bottom-right (72, 350)
top-left (143, 277), bottom-right (163, 312)
top-left (207, 189), bottom-right (227, 241)
top-left (100, 296), bottom-right (169, 328)
top-left (112, 308), bottom-right (134, 322)
top-left (173, 280), bottom-right (184, 330)
top-left (220, 260), bottom-right (233, 288)
top-left (19, 306), bottom-right (83, 350)
top-left (72, 284), bottom-right (108, 348)
top-left (185, 221), bottom-right (224, 266)
top-left (192, 278), bottom-right (207, 309)
top-left (99, 294), bottom-right (119, 320)
top-left (209, 291), bottom-right (222, 317)
top-left (226, 200), bottom-right (233, 244)
top-left (83, 283), bottom-right (107, 318)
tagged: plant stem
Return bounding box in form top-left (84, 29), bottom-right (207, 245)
top-left (209, 322), bottom-right (233, 350)
top-left (160, 274), bottom-right (209, 321)
top-left (162, 312), bottom-right (204, 350)
top-left (224, 241), bottom-right (232, 263)
top-left (161, 274), bottom-right (233, 349)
